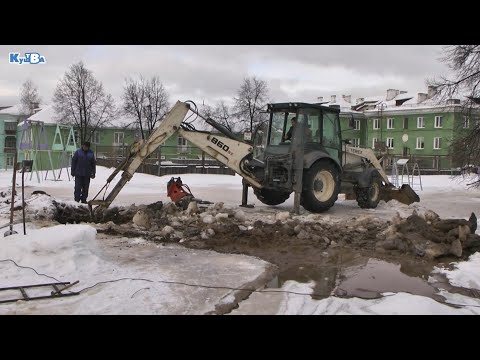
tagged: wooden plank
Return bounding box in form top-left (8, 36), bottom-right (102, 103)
top-left (0, 292), bottom-right (79, 304)
top-left (0, 282), bottom-right (69, 291)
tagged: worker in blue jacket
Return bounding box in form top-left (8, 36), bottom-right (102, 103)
top-left (71, 141), bottom-right (96, 203)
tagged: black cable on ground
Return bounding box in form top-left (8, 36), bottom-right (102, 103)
top-left (2, 258), bottom-right (480, 309)
top-left (76, 277), bottom-right (320, 297)
top-left (0, 259), bottom-right (61, 283)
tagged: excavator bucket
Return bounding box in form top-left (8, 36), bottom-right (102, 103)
top-left (381, 184), bottom-right (420, 206)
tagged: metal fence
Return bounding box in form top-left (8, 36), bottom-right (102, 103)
top-left (94, 145), bottom-right (461, 177)
top-left (382, 154), bottom-right (461, 175)
top-left (94, 145), bottom-right (235, 176)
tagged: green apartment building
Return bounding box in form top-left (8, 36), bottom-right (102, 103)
top-left (321, 87), bottom-right (476, 171)
top-left (0, 105), bottom-right (27, 170)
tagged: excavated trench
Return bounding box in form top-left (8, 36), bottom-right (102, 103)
top-left (41, 197), bottom-right (480, 304)
top-left (46, 198), bottom-right (480, 266)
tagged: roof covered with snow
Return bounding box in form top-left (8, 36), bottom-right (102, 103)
top-left (26, 105), bottom-right (58, 124)
top-left (0, 104), bottom-right (24, 116)
top-left (20, 105), bottom-right (137, 129)
top-left (320, 96), bottom-right (363, 115)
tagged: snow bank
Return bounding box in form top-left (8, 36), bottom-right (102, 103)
top-left (434, 252), bottom-right (480, 290)
top-left (1, 225), bottom-right (98, 287)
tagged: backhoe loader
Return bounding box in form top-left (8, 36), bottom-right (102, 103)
top-left (89, 101), bottom-right (419, 214)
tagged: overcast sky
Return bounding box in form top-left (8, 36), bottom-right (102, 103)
top-left (0, 45), bottom-right (450, 108)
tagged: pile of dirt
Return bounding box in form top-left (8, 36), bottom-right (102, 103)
top-left (376, 210), bottom-right (479, 259)
top-left (45, 196), bottom-right (480, 267)
top-left (51, 200), bottom-right (165, 225)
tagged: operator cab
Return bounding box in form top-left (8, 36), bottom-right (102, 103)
top-left (254, 102), bottom-right (342, 164)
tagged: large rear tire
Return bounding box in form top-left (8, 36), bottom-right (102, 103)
top-left (355, 175), bottom-right (382, 209)
top-left (302, 160), bottom-right (340, 213)
top-left (254, 188), bottom-right (291, 206)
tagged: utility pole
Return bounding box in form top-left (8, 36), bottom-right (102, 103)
top-left (379, 102), bottom-right (386, 142)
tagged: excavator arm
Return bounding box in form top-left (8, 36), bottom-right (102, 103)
top-left (344, 144), bottom-right (391, 184)
top-left (89, 101), bottom-right (260, 210)
top-left (344, 144), bottom-right (420, 205)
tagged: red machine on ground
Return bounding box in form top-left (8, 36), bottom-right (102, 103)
top-left (167, 177), bottom-right (212, 209)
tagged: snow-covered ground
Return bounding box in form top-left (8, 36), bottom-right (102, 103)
top-left (0, 224), bottom-right (274, 314)
top-left (1, 166), bottom-right (479, 222)
top-left (1, 167), bottom-right (480, 315)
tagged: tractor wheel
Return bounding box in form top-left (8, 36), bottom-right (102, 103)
top-left (302, 160), bottom-right (340, 213)
top-left (253, 188), bottom-right (291, 206)
top-left (355, 175), bottom-right (382, 209)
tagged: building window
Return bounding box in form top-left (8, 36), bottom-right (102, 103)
top-left (4, 136), bottom-right (16, 149)
top-left (4, 121), bottom-right (16, 132)
top-left (351, 138), bottom-right (360, 147)
top-left (372, 137), bottom-right (378, 149)
top-left (403, 117), bottom-right (408, 129)
top-left (177, 136), bottom-right (187, 146)
top-left (92, 131), bottom-right (101, 144)
top-left (433, 137), bottom-right (442, 149)
top-left (74, 130), bottom-right (80, 145)
top-left (6, 157), bottom-right (14, 166)
top-left (386, 137), bottom-right (394, 149)
top-left (354, 120), bottom-right (360, 130)
top-left (416, 137), bottom-right (425, 149)
top-left (177, 136), bottom-right (188, 153)
top-left (373, 118), bottom-right (380, 130)
top-left (463, 116), bottom-right (469, 129)
top-left (417, 117), bottom-right (425, 128)
top-left (434, 116), bottom-right (443, 128)
top-left (387, 118), bottom-right (394, 129)
top-left (114, 132), bottom-right (124, 144)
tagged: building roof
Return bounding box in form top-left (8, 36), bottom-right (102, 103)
top-left (321, 96), bottom-right (363, 115)
top-left (0, 104), bottom-right (24, 116)
top-left (20, 105), bottom-right (136, 129)
top-left (26, 104), bottom-right (57, 124)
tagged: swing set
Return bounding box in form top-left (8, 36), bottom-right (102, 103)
top-left (18, 120), bottom-right (77, 183)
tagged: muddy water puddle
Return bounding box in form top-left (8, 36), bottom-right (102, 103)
top-left (266, 252), bottom-right (444, 301)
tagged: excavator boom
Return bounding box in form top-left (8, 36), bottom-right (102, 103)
top-left (89, 101), bottom-right (258, 210)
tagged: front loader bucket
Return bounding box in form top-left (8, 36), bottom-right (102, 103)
top-left (381, 184), bottom-right (420, 205)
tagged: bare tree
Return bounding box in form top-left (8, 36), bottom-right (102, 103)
top-left (428, 45), bottom-right (480, 101)
top-left (428, 45), bottom-right (480, 186)
top-left (233, 76), bottom-right (269, 133)
top-left (123, 76), bottom-right (147, 138)
top-left (201, 101), bottom-right (237, 132)
top-left (122, 75), bottom-right (170, 139)
top-left (53, 62), bottom-right (116, 144)
top-left (20, 79), bottom-right (41, 116)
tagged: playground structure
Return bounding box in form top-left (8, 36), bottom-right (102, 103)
top-left (18, 120), bottom-right (77, 183)
top-left (390, 158), bottom-right (423, 191)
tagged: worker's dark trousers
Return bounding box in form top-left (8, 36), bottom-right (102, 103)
top-left (74, 176), bottom-right (91, 202)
